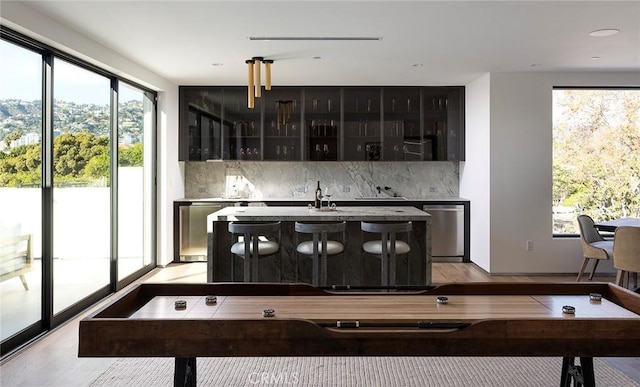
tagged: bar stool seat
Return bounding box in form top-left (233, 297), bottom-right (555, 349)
top-left (230, 240), bottom-right (279, 256)
top-left (295, 221), bottom-right (346, 286)
top-left (228, 221), bottom-right (281, 282)
top-left (361, 221), bottom-right (412, 287)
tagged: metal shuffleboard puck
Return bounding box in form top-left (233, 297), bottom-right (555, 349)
top-left (589, 293), bottom-right (602, 302)
top-left (263, 308), bottom-right (275, 318)
top-left (205, 295), bottom-right (217, 305)
top-left (174, 300), bottom-right (187, 310)
top-left (436, 296), bottom-right (449, 305)
top-left (562, 305), bottom-right (575, 314)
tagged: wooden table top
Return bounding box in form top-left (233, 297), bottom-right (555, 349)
top-left (594, 217), bottom-right (640, 232)
top-left (130, 294), bottom-right (640, 322)
top-left (79, 283), bottom-right (640, 358)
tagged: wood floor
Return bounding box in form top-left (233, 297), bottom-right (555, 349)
top-left (1, 262), bottom-right (639, 387)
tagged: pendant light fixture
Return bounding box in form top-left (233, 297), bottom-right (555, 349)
top-left (246, 57), bottom-right (273, 108)
top-left (246, 59), bottom-right (255, 109)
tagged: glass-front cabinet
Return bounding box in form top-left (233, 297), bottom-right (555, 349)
top-left (179, 87), bottom-right (224, 161)
top-left (263, 87), bottom-right (302, 161)
top-left (305, 87), bottom-right (341, 161)
top-left (179, 86), bottom-right (464, 161)
top-left (222, 87), bottom-right (261, 160)
top-left (423, 87), bottom-right (464, 161)
top-left (383, 87), bottom-right (421, 161)
top-left (343, 87), bottom-right (381, 161)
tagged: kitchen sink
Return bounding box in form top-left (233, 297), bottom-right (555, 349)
top-left (354, 197), bottom-right (407, 200)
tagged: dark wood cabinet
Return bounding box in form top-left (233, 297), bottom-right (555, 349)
top-left (179, 87), bottom-right (224, 161)
top-left (383, 87), bottom-right (421, 161)
top-left (304, 87), bottom-right (341, 161)
top-left (179, 86), bottom-right (464, 161)
top-left (263, 87), bottom-right (302, 161)
top-left (343, 87), bottom-right (382, 161)
top-left (423, 87), bottom-right (464, 161)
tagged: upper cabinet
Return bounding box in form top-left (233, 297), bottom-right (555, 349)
top-left (383, 87), bottom-right (421, 161)
top-left (264, 87), bottom-right (302, 161)
top-left (423, 87), bottom-right (464, 161)
top-left (179, 87), bottom-right (224, 161)
top-left (179, 86), bottom-right (464, 162)
top-left (304, 87), bottom-right (341, 161)
top-left (343, 87), bottom-right (381, 161)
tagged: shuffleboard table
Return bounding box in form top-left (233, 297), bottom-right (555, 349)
top-left (78, 282), bottom-right (640, 387)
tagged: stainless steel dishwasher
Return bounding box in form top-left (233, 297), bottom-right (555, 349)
top-left (423, 205), bottom-right (464, 261)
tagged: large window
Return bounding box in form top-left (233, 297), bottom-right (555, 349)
top-left (552, 88), bottom-right (640, 234)
top-left (0, 29), bottom-right (156, 356)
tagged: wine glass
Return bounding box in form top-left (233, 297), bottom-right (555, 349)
top-left (324, 187), bottom-right (332, 208)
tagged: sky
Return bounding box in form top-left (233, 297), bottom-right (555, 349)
top-left (1, 39), bottom-right (141, 105)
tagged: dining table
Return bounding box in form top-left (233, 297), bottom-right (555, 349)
top-left (594, 217), bottom-right (640, 232)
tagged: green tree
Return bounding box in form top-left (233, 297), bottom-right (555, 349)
top-left (0, 132), bottom-right (110, 187)
top-left (553, 89), bottom-right (640, 233)
top-left (119, 143), bottom-right (143, 166)
top-left (53, 132), bottom-right (108, 178)
top-left (84, 153), bottom-right (110, 180)
top-left (2, 131), bottom-right (22, 148)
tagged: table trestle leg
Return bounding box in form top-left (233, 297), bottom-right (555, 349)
top-left (175, 357), bottom-right (197, 387)
top-left (560, 357), bottom-right (595, 387)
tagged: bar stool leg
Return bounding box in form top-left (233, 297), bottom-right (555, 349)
top-left (320, 236), bottom-right (328, 286)
top-left (230, 254), bottom-right (234, 282)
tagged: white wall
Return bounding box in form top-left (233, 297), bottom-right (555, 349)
top-left (460, 74), bottom-right (491, 272)
top-left (481, 71), bottom-right (640, 274)
top-left (1, 2), bottom-right (183, 266)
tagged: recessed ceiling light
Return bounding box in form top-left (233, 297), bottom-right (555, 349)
top-left (589, 29), bottom-right (620, 37)
top-left (313, 56), bottom-right (322, 60)
top-left (211, 63), bottom-right (223, 67)
top-left (591, 56), bottom-right (601, 60)
top-left (412, 63), bottom-right (423, 67)
top-left (530, 63), bottom-right (541, 67)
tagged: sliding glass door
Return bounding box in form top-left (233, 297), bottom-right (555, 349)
top-left (0, 40), bottom-right (43, 342)
top-left (117, 83), bottom-right (155, 280)
top-left (52, 58), bottom-right (112, 313)
top-left (0, 30), bottom-right (157, 356)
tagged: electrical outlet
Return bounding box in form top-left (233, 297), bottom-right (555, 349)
top-left (429, 187), bottom-right (437, 193)
top-left (198, 187), bottom-right (207, 193)
top-left (342, 185), bottom-right (350, 192)
top-left (526, 240), bottom-right (533, 251)
top-left (295, 185), bottom-right (306, 193)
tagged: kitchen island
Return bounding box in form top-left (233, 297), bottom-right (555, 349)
top-left (207, 206), bottom-right (432, 286)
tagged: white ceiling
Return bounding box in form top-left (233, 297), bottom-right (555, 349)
top-left (16, 1), bottom-right (640, 86)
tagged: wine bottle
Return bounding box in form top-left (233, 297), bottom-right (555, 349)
top-left (314, 181), bottom-right (322, 209)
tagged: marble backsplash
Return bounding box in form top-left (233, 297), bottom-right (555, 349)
top-left (184, 161), bottom-right (459, 199)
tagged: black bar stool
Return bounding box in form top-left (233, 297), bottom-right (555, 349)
top-left (228, 221), bottom-right (281, 282)
top-left (361, 221), bottom-right (412, 286)
top-left (295, 221), bottom-right (346, 286)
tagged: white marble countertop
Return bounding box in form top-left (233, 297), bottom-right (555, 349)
top-left (208, 205), bottom-right (431, 223)
top-left (180, 197), bottom-right (468, 203)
